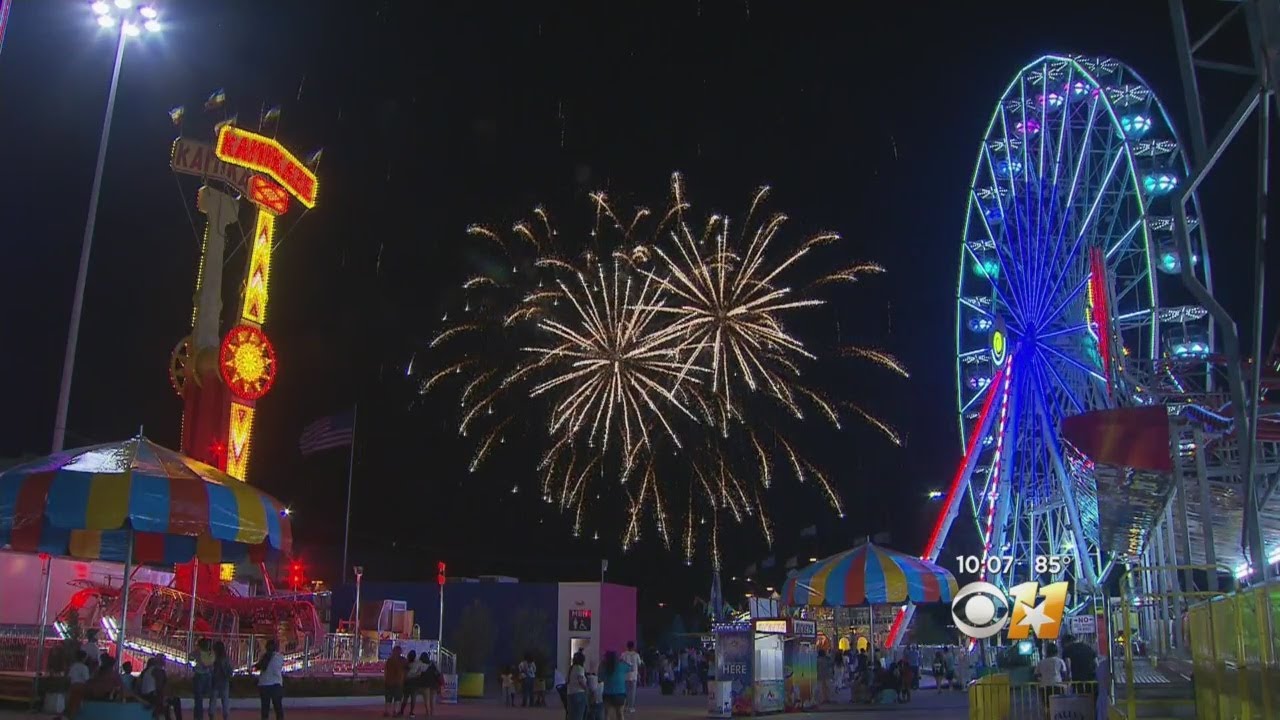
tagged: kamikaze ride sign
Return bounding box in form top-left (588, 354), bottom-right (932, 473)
top-left (170, 123), bottom-right (317, 482)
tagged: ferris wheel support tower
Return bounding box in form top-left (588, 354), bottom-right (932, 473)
top-left (1169, 0), bottom-right (1280, 579)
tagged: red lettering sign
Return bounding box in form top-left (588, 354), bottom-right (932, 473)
top-left (215, 126), bottom-right (318, 209)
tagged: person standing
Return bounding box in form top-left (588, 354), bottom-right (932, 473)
top-left (65, 651), bottom-right (90, 719)
top-left (399, 650), bottom-right (424, 717)
top-left (210, 641), bottom-right (232, 720)
top-left (816, 649), bottom-right (834, 704)
top-left (905, 645), bottom-right (921, 690)
top-left (620, 641), bottom-right (643, 713)
top-left (255, 640), bottom-right (285, 720)
top-left (1035, 642), bottom-right (1068, 711)
top-left (518, 654), bottom-right (538, 707)
top-left (1061, 634), bottom-right (1099, 698)
top-left (191, 638), bottom-right (214, 720)
top-left (600, 651), bottom-right (631, 720)
top-left (383, 646), bottom-right (406, 717)
top-left (421, 654), bottom-right (442, 717)
top-left (566, 652), bottom-right (588, 720)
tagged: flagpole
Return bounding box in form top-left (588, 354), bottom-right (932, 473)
top-left (342, 403), bottom-right (359, 584)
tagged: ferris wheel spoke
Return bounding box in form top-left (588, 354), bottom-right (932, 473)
top-left (1032, 90), bottom-right (1103, 321)
top-left (962, 236), bottom-right (1026, 324)
top-left (1036, 145), bottom-right (1126, 328)
top-left (995, 112), bottom-right (1037, 319)
top-left (1028, 363), bottom-right (1102, 589)
top-left (1104, 217), bottom-right (1145, 259)
top-left (979, 146), bottom-right (1033, 320)
top-left (1036, 322), bottom-right (1090, 341)
top-left (1040, 274), bottom-right (1090, 333)
top-left (1035, 346), bottom-right (1094, 414)
top-left (1028, 63), bottom-right (1060, 316)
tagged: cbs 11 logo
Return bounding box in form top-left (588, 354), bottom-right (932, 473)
top-left (950, 581), bottom-right (1069, 640)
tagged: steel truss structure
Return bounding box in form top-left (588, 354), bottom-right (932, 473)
top-left (1168, 0), bottom-right (1280, 580)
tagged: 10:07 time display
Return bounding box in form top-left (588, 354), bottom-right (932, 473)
top-left (956, 554), bottom-right (1074, 575)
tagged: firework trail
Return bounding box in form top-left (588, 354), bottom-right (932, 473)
top-left (416, 174), bottom-right (905, 562)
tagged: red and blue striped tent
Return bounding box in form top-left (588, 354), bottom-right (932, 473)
top-left (782, 541), bottom-right (957, 607)
top-left (0, 437), bottom-right (291, 565)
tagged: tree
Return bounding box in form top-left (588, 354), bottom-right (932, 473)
top-left (658, 613), bottom-right (688, 652)
top-left (454, 600), bottom-right (496, 674)
top-left (511, 606), bottom-right (553, 678)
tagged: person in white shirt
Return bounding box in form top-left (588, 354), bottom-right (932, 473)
top-left (518, 655), bottom-right (538, 707)
top-left (255, 639), bottom-right (286, 720)
top-left (1035, 642), bottom-right (1068, 709)
top-left (66, 651), bottom-right (90, 719)
top-left (620, 641), bottom-right (643, 713)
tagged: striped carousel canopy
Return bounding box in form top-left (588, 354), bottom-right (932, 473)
top-left (0, 437), bottom-right (292, 564)
top-left (782, 541), bottom-right (958, 606)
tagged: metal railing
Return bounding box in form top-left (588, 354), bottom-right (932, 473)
top-left (0, 626), bottom-right (368, 677)
top-left (1183, 580), bottom-right (1278, 720)
top-left (969, 675), bottom-right (1100, 720)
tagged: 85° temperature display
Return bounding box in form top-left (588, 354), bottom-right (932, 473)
top-left (956, 554), bottom-right (1073, 575)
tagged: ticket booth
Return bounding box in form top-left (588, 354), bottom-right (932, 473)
top-left (783, 619), bottom-right (817, 711)
top-left (751, 619), bottom-right (786, 714)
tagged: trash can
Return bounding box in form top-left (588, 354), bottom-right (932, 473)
top-left (1048, 692), bottom-right (1095, 720)
top-left (707, 680), bottom-right (733, 718)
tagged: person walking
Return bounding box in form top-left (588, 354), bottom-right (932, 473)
top-left (255, 640), bottom-right (285, 720)
top-left (620, 642), bottom-right (643, 713)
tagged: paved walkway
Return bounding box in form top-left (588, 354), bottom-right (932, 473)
top-left (0, 686), bottom-right (971, 720)
top-left (284, 688), bottom-right (971, 719)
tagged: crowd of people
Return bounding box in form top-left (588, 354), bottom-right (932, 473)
top-left (490, 641), bottom-right (644, 720)
top-left (58, 630), bottom-right (286, 720)
top-left (381, 646), bottom-right (445, 717)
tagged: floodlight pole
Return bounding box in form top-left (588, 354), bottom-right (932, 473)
top-left (52, 19), bottom-right (127, 452)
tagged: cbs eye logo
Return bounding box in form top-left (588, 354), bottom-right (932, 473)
top-left (951, 580), bottom-right (1070, 640)
top-left (950, 582), bottom-right (1012, 639)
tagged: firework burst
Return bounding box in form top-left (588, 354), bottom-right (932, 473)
top-left (416, 175), bottom-right (905, 562)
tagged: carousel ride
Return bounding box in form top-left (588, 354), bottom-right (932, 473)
top-left (890, 53), bottom-right (1280, 646)
top-left (50, 106), bottom-right (331, 671)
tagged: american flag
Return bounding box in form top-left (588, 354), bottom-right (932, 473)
top-left (299, 411), bottom-right (355, 456)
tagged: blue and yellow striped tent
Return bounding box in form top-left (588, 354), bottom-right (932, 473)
top-left (0, 437), bottom-right (291, 564)
top-left (782, 541), bottom-right (958, 607)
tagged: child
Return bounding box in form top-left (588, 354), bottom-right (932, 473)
top-left (534, 675), bottom-right (546, 706)
top-left (501, 667), bottom-right (516, 706)
top-left (64, 650), bottom-right (90, 719)
top-left (586, 670), bottom-right (604, 720)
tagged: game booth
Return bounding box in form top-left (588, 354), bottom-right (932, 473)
top-left (709, 599), bottom-right (817, 716)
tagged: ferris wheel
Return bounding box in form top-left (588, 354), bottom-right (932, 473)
top-left (936, 55), bottom-right (1213, 610)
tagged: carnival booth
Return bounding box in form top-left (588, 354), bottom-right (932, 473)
top-left (710, 598), bottom-right (793, 716)
top-left (782, 618), bottom-right (817, 711)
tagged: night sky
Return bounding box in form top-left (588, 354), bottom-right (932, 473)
top-left (0, 0), bottom-right (1270, 623)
